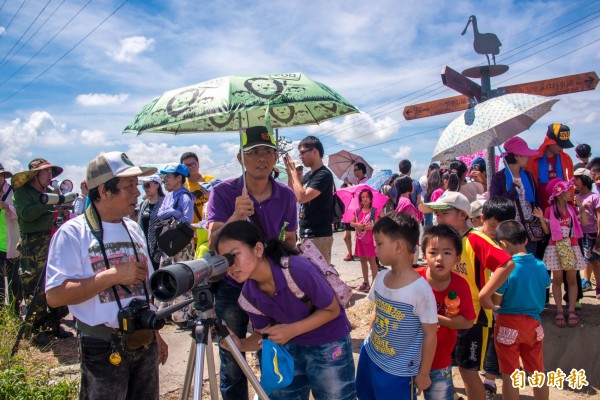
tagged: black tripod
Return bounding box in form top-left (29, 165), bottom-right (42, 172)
top-left (177, 283), bottom-right (269, 400)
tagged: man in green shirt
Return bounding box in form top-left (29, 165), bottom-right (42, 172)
top-left (12, 158), bottom-right (73, 345)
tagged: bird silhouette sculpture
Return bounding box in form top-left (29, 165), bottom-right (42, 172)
top-left (461, 15), bottom-right (502, 65)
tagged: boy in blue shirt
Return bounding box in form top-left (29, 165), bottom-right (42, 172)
top-left (483, 220), bottom-right (551, 400)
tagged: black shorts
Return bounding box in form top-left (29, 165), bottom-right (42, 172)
top-left (454, 324), bottom-right (492, 371)
top-left (340, 222), bottom-right (355, 232)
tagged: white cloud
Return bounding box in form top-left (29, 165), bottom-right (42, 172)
top-left (76, 93), bottom-right (129, 106)
top-left (385, 145), bottom-right (412, 160)
top-left (219, 142), bottom-right (240, 156)
top-left (80, 129), bottom-right (115, 146)
top-left (124, 140), bottom-right (214, 169)
top-left (109, 36), bottom-right (155, 63)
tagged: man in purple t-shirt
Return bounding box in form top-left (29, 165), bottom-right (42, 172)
top-left (206, 126), bottom-right (298, 400)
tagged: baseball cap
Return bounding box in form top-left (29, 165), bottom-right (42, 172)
top-left (159, 163), bottom-right (190, 178)
top-left (260, 338), bottom-right (294, 395)
top-left (139, 174), bottom-right (162, 185)
top-left (503, 136), bottom-right (537, 157)
top-left (86, 151), bottom-right (157, 189)
top-left (546, 123), bottom-right (574, 148)
top-left (241, 126), bottom-right (276, 151)
top-left (470, 200), bottom-right (483, 219)
top-left (419, 191), bottom-right (471, 217)
top-left (574, 168), bottom-right (592, 179)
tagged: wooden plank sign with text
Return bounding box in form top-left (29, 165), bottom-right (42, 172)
top-left (403, 95), bottom-right (469, 120)
top-left (499, 71), bottom-right (599, 97)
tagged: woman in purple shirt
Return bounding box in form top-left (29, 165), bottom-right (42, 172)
top-left (216, 220), bottom-right (356, 400)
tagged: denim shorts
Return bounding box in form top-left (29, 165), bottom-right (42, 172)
top-left (423, 367), bottom-right (453, 400)
top-left (581, 233), bottom-right (600, 263)
top-left (270, 334), bottom-right (356, 400)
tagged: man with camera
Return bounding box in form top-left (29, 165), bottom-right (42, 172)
top-left (45, 152), bottom-right (168, 399)
top-left (207, 126), bottom-right (298, 400)
top-left (12, 158), bottom-right (72, 344)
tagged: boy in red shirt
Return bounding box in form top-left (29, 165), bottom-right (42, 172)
top-left (420, 191), bottom-right (514, 400)
top-left (417, 224), bottom-right (476, 400)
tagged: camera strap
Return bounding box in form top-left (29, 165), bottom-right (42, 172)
top-left (84, 202), bottom-right (151, 310)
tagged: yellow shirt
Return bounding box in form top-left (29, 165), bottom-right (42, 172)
top-left (185, 174), bottom-right (215, 224)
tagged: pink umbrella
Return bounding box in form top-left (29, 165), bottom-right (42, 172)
top-left (337, 184), bottom-right (390, 223)
top-left (458, 150), bottom-right (501, 178)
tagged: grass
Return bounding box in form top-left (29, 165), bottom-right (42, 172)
top-left (0, 305), bottom-right (78, 399)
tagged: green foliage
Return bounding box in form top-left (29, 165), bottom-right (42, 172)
top-left (0, 365), bottom-right (77, 400)
top-left (0, 307), bottom-right (78, 399)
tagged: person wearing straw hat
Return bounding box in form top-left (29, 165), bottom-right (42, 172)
top-left (45, 151), bottom-right (168, 399)
top-left (0, 163), bottom-right (21, 314)
top-left (12, 158), bottom-right (71, 344)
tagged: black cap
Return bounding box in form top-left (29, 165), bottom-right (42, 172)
top-left (241, 126), bottom-right (276, 150)
top-left (546, 123), bottom-right (573, 148)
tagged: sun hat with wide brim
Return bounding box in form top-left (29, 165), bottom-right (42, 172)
top-left (0, 163), bottom-right (13, 179)
top-left (12, 158), bottom-right (63, 189)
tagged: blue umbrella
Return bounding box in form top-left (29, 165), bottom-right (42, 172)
top-left (365, 169), bottom-right (393, 191)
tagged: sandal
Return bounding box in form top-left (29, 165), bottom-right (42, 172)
top-left (356, 282), bottom-right (370, 293)
top-left (553, 312), bottom-right (566, 328)
top-left (567, 311), bottom-right (579, 327)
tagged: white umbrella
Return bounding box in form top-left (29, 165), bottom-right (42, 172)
top-left (432, 93), bottom-right (559, 162)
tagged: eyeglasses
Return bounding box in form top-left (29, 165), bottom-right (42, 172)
top-left (298, 148), bottom-right (313, 156)
top-left (244, 148), bottom-right (276, 158)
top-left (184, 162), bottom-right (198, 168)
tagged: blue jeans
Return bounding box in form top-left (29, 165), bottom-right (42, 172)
top-left (215, 280), bottom-right (249, 400)
top-left (423, 367), bottom-right (453, 400)
top-left (271, 334), bottom-right (356, 400)
top-left (78, 334), bottom-right (158, 400)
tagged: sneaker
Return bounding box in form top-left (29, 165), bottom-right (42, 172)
top-left (54, 326), bottom-right (74, 339)
top-left (343, 254), bottom-right (354, 261)
top-left (582, 279), bottom-right (593, 292)
top-left (33, 332), bottom-right (51, 346)
top-left (484, 383), bottom-right (496, 400)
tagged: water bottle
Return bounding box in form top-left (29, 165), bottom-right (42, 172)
top-left (445, 290), bottom-right (460, 317)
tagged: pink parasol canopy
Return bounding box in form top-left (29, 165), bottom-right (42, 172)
top-left (336, 184), bottom-right (390, 223)
top-left (458, 150), bottom-right (501, 178)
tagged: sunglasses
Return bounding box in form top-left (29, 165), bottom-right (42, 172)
top-left (184, 162), bottom-right (198, 168)
top-left (143, 182), bottom-right (153, 188)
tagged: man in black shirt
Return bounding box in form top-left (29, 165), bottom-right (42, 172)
top-left (284, 136), bottom-right (334, 264)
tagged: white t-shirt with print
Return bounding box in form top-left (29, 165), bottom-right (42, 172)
top-left (46, 215), bottom-right (152, 328)
top-left (363, 269), bottom-right (438, 377)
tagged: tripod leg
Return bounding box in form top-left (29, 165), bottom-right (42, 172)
top-left (220, 335), bottom-right (270, 400)
top-left (180, 338), bottom-right (197, 400)
top-left (194, 341), bottom-right (206, 400)
top-left (205, 330), bottom-right (218, 400)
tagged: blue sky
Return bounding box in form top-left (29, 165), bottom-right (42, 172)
top-left (0, 0), bottom-right (599, 188)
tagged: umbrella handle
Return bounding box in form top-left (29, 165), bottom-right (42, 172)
top-left (238, 114), bottom-right (247, 193)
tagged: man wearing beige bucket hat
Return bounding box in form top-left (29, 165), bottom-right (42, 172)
top-left (0, 163), bottom-right (21, 314)
top-left (46, 151), bottom-right (168, 399)
top-left (12, 158), bottom-right (71, 345)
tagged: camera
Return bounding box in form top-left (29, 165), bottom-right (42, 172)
top-left (117, 298), bottom-right (165, 333)
top-left (150, 252), bottom-right (231, 302)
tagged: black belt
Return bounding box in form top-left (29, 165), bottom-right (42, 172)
top-left (76, 320), bottom-right (121, 340)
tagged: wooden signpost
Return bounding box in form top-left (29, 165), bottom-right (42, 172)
top-left (404, 71), bottom-right (599, 121)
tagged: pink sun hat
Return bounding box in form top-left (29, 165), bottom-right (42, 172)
top-left (503, 137), bottom-right (538, 157)
top-left (547, 177), bottom-right (574, 203)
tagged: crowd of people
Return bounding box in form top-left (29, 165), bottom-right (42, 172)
top-left (0, 122), bottom-right (598, 399)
